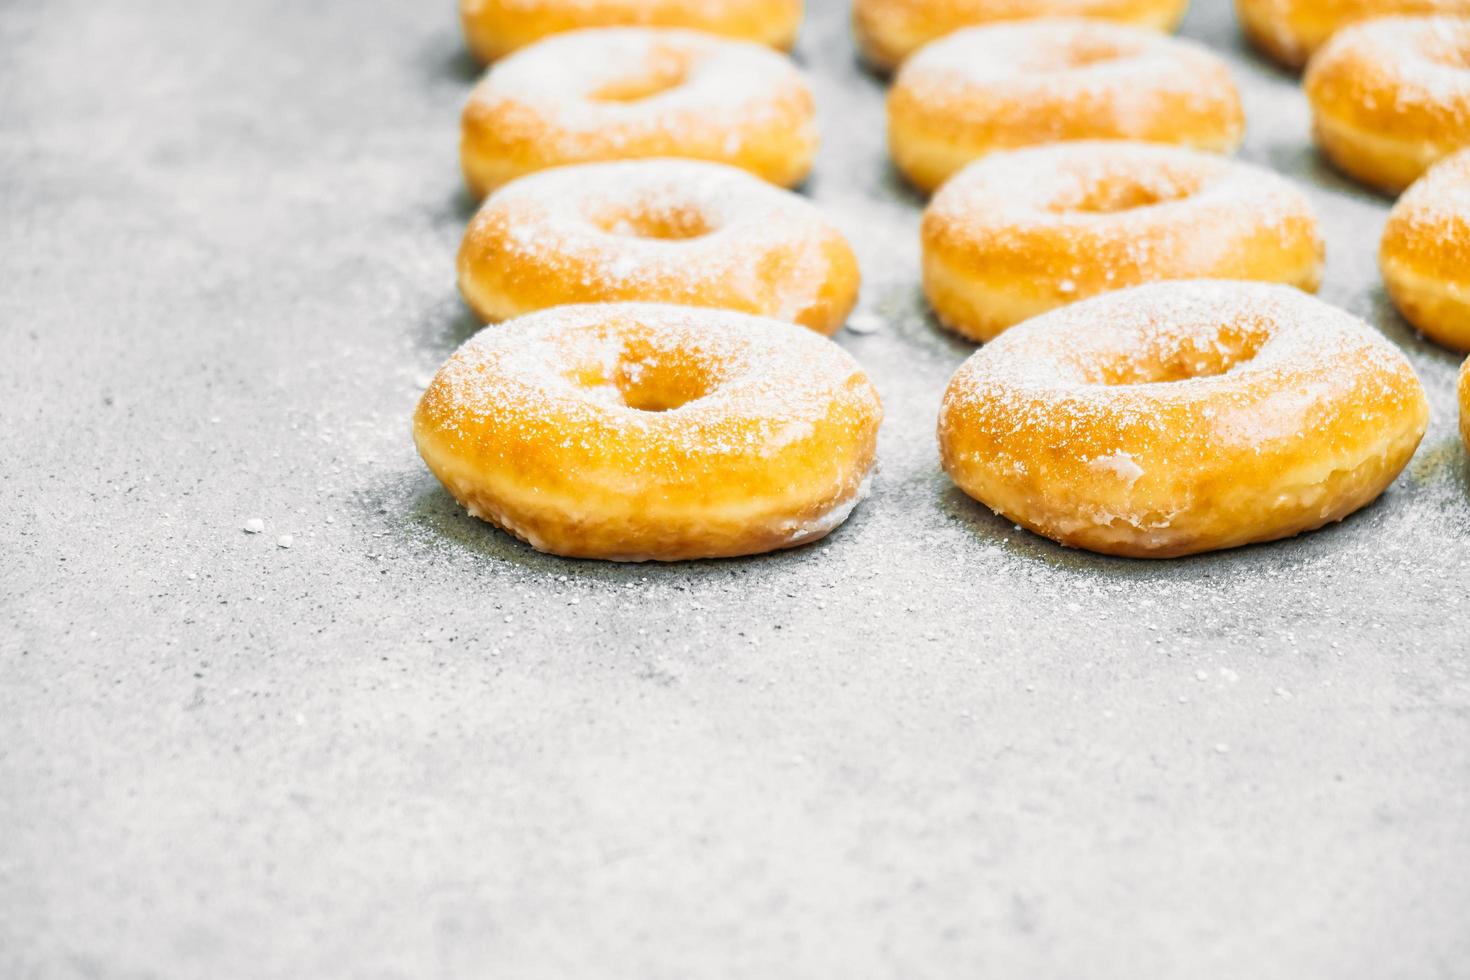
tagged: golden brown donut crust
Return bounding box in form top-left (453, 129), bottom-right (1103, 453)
top-left (853, 0), bottom-right (1187, 71)
top-left (888, 18), bottom-right (1244, 193)
top-left (1381, 149), bottom-right (1470, 348)
top-left (1305, 16), bottom-right (1470, 194)
top-left (1237, 0), bottom-right (1470, 69)
top-left (457, 159), bottom-right (860, 334)
top-left (460, 28), bottom-right (817, 197)
top-left (414, 304), bottom-right (882, 561)
top-left (1460, 356), bottom-right (1470, 450)
top-left (460, 0), bottom-right (803, 62)
top-left (921, 142), bottom-right (1324, 341)
top-left (938, 281), bottom-right (1429, 558)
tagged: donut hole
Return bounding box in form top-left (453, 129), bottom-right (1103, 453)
top-left (567, 342), bottom-right (716, 412)
top-left (593, 203), bottom-right (715, 241)
top-left (1055, 38), bottom-right (1131, 70)
top-left (1092, 323), bottom-right (1272, 386)
top-left (1053, 173), bottom-right (1200, 215)
top-left (588, 51), bottom-right (693, 103)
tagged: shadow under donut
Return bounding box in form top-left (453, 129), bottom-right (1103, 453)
top-left (936, 475), bottom-right (1390, 582)
top-left (405, 479), bottom-right (866, 581)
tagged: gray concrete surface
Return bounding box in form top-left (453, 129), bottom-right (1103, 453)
top-left (3, 0), bottom-right (1469, 977)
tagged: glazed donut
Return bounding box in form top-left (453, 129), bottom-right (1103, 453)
top-left (938, 281), bottom-right (1429, 558)
top-left (1305, 15), bottom-right (1470, 194)
top-left (460, 28), bottom-right (817, 197)
top-left (921, 142), bottom-right (1323, 341)
top-left (1381, 148), bottom-right (1470, 348)
top-left (458, 159), bottom-right (860, 334)
top-left (887, 18), bottom-right (1244, 193)
top-left (1237, 0), bottom-right (1470, 69)
top-left (853, 0), bottom-right (1188, 72)
top-left (414, 304), bottom-right (882, 561)
top-left (460, 0), bottom-right (803, 62)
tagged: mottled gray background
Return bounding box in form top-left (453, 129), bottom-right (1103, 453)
top-left (3, 0), bottom-right (1468, 977)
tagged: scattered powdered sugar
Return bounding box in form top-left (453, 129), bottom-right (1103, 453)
top-left (846, 311), bottom-right (885, 334)
top-left (461, 159), bottom-right (849, 324)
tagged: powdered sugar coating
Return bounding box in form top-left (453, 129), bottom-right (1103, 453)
top-left (459, 0), bottom-right (804, 62)
top-left (853, 0), bottom-right (1187, 69)
top-left (927, 142), bottom-right (1317, 268)
top-left (460, 27), bottom-right (817, 193)
top-left (457, 159), bottom-right (858, 331)
top-left (1382, 147), bottom-right (1470, 276)
top-left (423, 304), bottom-right (872, 449)
top-left (939, 281), bottom-right (1429, 556)
top-left (886, 18), bottom-right (1244, 191)
top-left (889, 18), bottom-right (1242, 162)
top-left (921, 142), bottom-right (1324, 337)
top-left (949, 281), bottom-right (1402, 399)
top-left (1236, 0), bottom-right (1470, 67)
top-left (1379, 148), bottom-right (1470, 346)
top-left (1307, 16), bottom-right (1470, 136)
top-left (414, 304), bottom-right (883, 560)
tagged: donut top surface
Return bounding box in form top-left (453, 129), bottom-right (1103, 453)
top-left (943, 281), bottom-right (1421, 456)
top-left (1382, 147), bottom-right (1470, 274)
top-left (927, 142), bottom-right (1297, 217)
top-left (855, 0), bottom-right (1187, 65)
top-left (923, 143), bottom-right (1316, 272)
top-left (465, 27), bottom-right (812, 144)
top-left (894, 17), bottom-right (1231, 105)
top-left (419, 304), bottom-right (880, 473)
top-left (469, 159), bottom-right (840, 304)
top-left (1308, 16), bottom-right (1470, 127)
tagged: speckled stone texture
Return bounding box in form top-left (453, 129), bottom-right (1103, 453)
top-left (3, 1), bottom-right (1468, 977)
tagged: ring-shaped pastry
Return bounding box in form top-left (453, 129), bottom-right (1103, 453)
top-left (853, 0), bottom-right (1188, 72)
top-left (1237, 0), bottom-right (1470, 69)
top-left (1305, 15), bottom-right (1470, 194)
top-left (460, 0), bottom-right (803, 62)
top-left (414, 304), bottom-right (883, 561)
top-left (938, 280), bottom-right (1429, 558)
top-left (457, 159), bottom-right (860, 334)
top-left (1381, 148), bottom-right (1470, 349)
top-left (888, 18), bottom-right (1244, 193)
top-left (921, 142), bottom-right (1324, 341)
top-left (461, 27), bottom-right (817, 197)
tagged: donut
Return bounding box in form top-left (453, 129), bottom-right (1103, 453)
top-left (457, 159), bottom-right (860, 334)
top-left (414, 304), bottom-right (883, 561)
top-left (1237, 0), bottom-right (1470, 69)
top-left (853, 0), bottom-right (1188, 72)
top-left (1381, 148), bottom-right (1470, 348)
top-left (1305, 15), bottom-right (1470, 194)
top-left (460, 0), bottom-right (803, 62)
top-left (460, 27), bottom-right (817, 197)
top-left (938, 281), bottom-right (1429, 558)
top-left (921, 142), bottom-right (1324, 341)
top-left (1460, 356), bottom-right (1470, 450)
top-left (887, 18), bottom-right (1244, 193)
